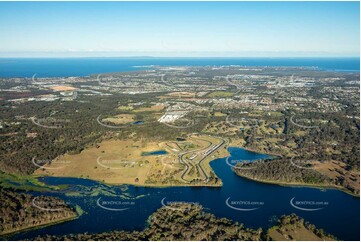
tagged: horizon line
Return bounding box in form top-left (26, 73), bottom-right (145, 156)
top-left (0, 56), bottom-right (359, 59)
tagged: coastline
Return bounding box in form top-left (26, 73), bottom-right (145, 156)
top-left (0, 57), bottom-right (359, 78)
top-left (234, 172), bottom-right (360, 198)
top-left (33, 144), bottom-right (359, 197)
top-left (0, 211), bottom-right (81, 238)
top-left (3, 145), bottom-right (358, 241)
top-left (228, 144), bottom-right (360, 198)
top-left (35, 174), bottom-right (223, 188)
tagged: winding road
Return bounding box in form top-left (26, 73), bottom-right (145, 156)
top-left (178, 135), bottom-right (226, 183)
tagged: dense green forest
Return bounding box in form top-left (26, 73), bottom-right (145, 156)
top-left (234, 158), bottom-right (331, 185)
top-left (0, 187), bottom-right (79, 236)
top-left (234, 157), bottom-right (359, 195)
top-left (31, 203), bottom-right (335, 241)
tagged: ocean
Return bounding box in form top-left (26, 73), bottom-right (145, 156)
top-left (0, 57), bottom-right (359, 78)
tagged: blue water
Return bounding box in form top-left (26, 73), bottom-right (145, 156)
top-left (132, 121), bottom-right (144, 125)
top-left (141, 150), bottom-right (168, 156)
top-left (7, 147), bottom-right (360, 241)
top-left (0, 57), bottom-right (359, 77)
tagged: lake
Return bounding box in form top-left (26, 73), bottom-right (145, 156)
top-left (141, 150), bottom-right (168, 156)
top-left (7, 147), bottom-right (360, 241)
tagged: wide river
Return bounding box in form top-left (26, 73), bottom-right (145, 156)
top-left (8, 147), bottom-right (360, 241)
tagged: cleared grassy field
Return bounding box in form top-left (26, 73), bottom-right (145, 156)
top-left (34, 135), bottom-right (228, 187)
top-left (214, 111), bottom-right (227, 117)
top-left (167, 92), bottom-right (196, 98)
top-left (117, 105), bottom-right (134, 111)
top-left (267, 222), bottom-right (335, 241)
top-left (103, 114), bottom-right (135, 124)
top-left (314, 160), bottom-right (360, 194)
top-left (132, 104), bottom-right (165, 112)
top-left (207, 91), bottom-right (234, 98)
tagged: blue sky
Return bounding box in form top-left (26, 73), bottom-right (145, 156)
top-left (0, 1), bottom-right (359, 57)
